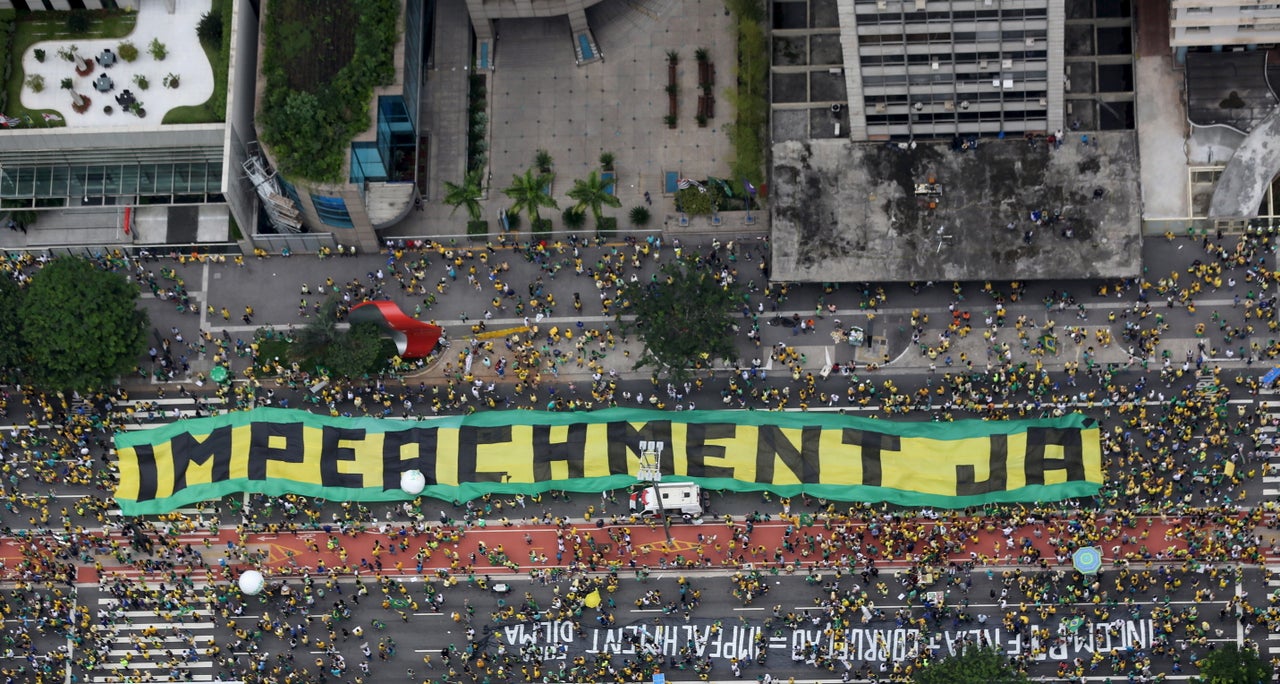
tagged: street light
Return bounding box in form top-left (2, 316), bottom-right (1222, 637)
top-left (637, 440), bottom-right (672, 543)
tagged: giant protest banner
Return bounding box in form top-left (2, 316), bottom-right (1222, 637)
top-left (113, 408), bottom-right (1103, 515)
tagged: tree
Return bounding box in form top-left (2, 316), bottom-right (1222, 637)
top-left (19, 258), bottom-right (148, 391)
top-left (568, 170), bottom-right (621, 226)
top-left (616, 256), bottom-right (741, 383)
top-left (1194, 643), bottom-right (1272, 684)
top-left (913, 646), bottom-right (1029, 684)
top-left (443, 168), bottom-right (485, 222)
top-left (197, 9), bottom-right (224, 46)
top-left (322, 322), bottom-right (385, 379)
top-left (291, 295), bottom-right (342, 363)
top-left (503, 168), bottom-right (557, 226)
top-left (0, 278), bottom-right (26, 381)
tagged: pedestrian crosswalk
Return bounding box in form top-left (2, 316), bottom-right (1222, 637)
top-left (114, 396), bottom-right (227, 431)
top-left (1266, 567), bottom-right (1280, 660)
top-left (89, 596), bottom-right (219, 683)
top-left (1257, 391), bottom-right (1280, 498)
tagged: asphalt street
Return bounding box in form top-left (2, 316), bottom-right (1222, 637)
top-left (1, 229), bottom-right (1280, 682)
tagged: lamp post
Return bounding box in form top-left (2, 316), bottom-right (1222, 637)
top-left (638, 440), bottom-right (671, 543)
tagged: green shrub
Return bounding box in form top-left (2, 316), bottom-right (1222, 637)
top-left (596, 216), bottom-right (618, 237)
top-left (535, 149), bottom-right (553, 173)
top-left (118, 41), bottom-right (139, 62)
top-left (0, 20), bottom-right (10, 114)
top-left (727, 0), bottom-right (768, 187)
top-left (259, 0), bottom-right (399, 182)
top-left (148, 38), bottom-right (167, 61)
top-left (132, 74), bottom-right (149, 90)
top-left (466, 220), bottom-right (488, 241)
top-left (562, 207), bottom-right (586, 229)
top-left (197, 9), bottom-right (223, 46)
top-left (675, 186), bottom-right (714, 216)
top-left (532, 218), bottom-right (552, 235)
top-left (25, 74), bottom-right (44, 93)
top-left (629, 205), bottom-right (651, 227)
top-left (504, 211), bottom-right (521, 231)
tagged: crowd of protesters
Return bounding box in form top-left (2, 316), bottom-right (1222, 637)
top-left (0, 227), bottom-right (1273, 682)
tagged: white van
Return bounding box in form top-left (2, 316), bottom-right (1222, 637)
top-left (629, 483), bottom-right (704, 518)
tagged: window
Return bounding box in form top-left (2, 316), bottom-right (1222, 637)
top-left (310, 193), bottom-right (354, 228)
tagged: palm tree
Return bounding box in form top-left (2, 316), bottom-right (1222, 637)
top-left (503, 168), bottom-right (557, 226)
top-left (568, 170), bottom-right (622, 225)
top-left (443, 169), bottom-right (484, 222)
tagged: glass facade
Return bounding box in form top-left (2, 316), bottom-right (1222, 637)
top-left (348, 96), bottom-right (416, 185)
top-left (0, 147), bottom-right (224, 206)
top-left (310, 193), bottom-right (354, 228)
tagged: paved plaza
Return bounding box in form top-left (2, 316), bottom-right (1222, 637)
top-left (483, 0), bottom-right (736, 224)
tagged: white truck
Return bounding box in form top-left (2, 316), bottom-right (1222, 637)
top-left (629, 482), bottom-right (704, 519)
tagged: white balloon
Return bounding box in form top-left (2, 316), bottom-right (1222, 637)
top-left (238, 570), bottom-right (265, 596)
top-left (400, 469), bottom-right (426, 496)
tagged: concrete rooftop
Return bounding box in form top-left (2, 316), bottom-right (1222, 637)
top-left (1185, 51), bottom-right (1278, 133)
top-left (769, 132), bottom-right (1143, 282)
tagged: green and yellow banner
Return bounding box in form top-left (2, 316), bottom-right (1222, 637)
top-left (113, 408), bottom-right (1103, 515)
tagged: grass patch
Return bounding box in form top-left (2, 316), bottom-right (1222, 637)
top-left (162, 0), bottom-right (232, 124)
top-left (466, 219), bottom-right (488, 242)
top-left (725, 0), bottom-right (768, 190)
top-left (4, 9), bottom-right (137, 126)
top-left (596, 216), bottom-right (617, 238)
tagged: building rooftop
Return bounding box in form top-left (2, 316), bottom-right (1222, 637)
top-left (18, 0), bottom-right (216, 127)
top-left (1185, 50), bottom-right (1278, 133)
top-left (769, 132), bottom-right (1143, 283)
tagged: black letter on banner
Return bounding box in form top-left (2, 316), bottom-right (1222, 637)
top-left (131, 444), bottom-right (159, 503)
top-left (685, 423), bottom-right (737, 478)
top-left (247, 422), bottom-right (306, 480)
top-left (170, 425), bottom-right (234, 494)
top-left (841, 429), bottom-right (900, 487)
top-left (1024, 428), bottom-right (1085, 485)
top-left (756, 425), bottom-right (822, 484)
top-left (320, 426), bottom-right (367, 489)
top-left (606, 421), bottom-right (673, 476)
top-left (532, 423), bottom-right (588, 482)
top-left (955, 434), bottom-right (1008, 496)
top-left (458, 426), bottom-right (512, 482)
top-left (382, 428), bottom-right (438, 492)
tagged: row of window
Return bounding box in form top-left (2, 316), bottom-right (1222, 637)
top-left (862, 70), bottom-right (1048, 86)
top-left (860, 50), bottom-right (1048, 65)
top-left (859, 30), bottom-right (1045, 44)
top-left (867, 110), bottom-right (1048, 125)
top-left (855, 8), bottom-right (1049, 24)
top-left (867, 90), bottom-right (1048, 105)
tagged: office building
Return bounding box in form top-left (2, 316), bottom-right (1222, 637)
top-left (838, 0), bottom-right (1065, 140)
top-left (1170, 0), bottom-right (1280, 49)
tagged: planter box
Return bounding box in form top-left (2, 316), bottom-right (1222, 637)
top-left (467, 219), bottom-right (489, 242)
top-left (669, 94), bottom-right (677, 119)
